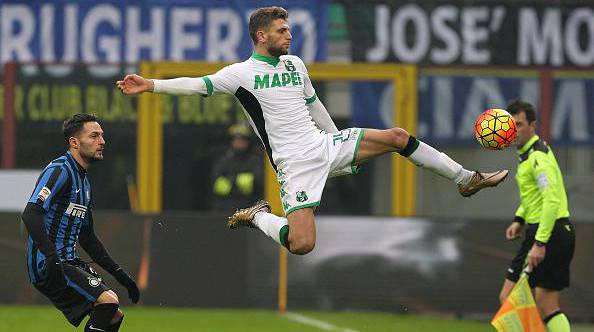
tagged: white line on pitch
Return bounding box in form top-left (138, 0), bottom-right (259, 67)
top-left (283, 312), bottom-right (363, 332)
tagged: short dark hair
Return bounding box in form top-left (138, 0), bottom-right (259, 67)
top-left (506, 99), bottom-right (536, 123)
top-left (249, 6), bottom-right (288, 44)
top-left (62, 113), bottom-right (99, 144)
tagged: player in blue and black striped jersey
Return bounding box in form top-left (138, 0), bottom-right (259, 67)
top-left (21, 114), bottom-right (139, 332)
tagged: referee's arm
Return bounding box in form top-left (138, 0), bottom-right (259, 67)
top-left (532, 153), bottom-right (561, 243)
top-left (514, 203), bottom-right (526, 225)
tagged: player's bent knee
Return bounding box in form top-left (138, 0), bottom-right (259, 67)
top-left (97, 290), bottom-right (119, 305)
top-left (290, 238), bottom-right (315, 255)
top-left (387, 127), bottom-right (409, 149)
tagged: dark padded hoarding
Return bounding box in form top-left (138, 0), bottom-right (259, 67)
top-left (2, 212), bottom-right (592, 320)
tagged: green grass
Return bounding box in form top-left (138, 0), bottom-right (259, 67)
top-left (0, 306), bottom-right (592, 332)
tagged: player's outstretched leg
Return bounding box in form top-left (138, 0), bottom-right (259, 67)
top-left (457, 169), bottom-right (509, 197)
top-left (357, 127), bottom-right (508, 197)
top-left (228, 200), bottom-right (315, 255)
top-left (228, 200), bottom-right (290, 249)
top-left (227, 200), bottom-right (273, 230)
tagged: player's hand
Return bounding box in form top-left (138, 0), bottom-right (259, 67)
top-left (505, 221), bottom-right (523, 240)
top-left (45, 254), bottom-right (67, 291)
top-left (116, 74), bottom-right (154, 95)
top-left (527, 243), bottom-right (546, 269)
top-left (113, 268), bottom-right (140, 304)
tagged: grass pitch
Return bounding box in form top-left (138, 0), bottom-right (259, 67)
top-left (1, 305), bottom-right (591, 332)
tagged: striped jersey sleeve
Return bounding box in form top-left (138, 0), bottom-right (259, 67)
top-left (82, 198), bottom-right (94, 227)
top-left (28, 166), bottom-right (70, 211)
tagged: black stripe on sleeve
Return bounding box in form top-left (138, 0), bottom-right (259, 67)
top-left (47, 168), bottom-right (72, 254)
top-left (45, 167), bottom-right (65, 190)
top-left (33, 167), bottom-right (63, 205)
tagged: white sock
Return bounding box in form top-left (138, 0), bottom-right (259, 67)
top-left (253, 211), bottom-right (289, 246)
top-left (408, 141), bottom-right (474, 185)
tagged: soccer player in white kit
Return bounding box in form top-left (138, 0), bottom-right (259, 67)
top-left (117, 7), bottom-right (508, 255)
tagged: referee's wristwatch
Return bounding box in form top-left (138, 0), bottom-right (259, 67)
top-left (534, 240), bottom-right (546, 247)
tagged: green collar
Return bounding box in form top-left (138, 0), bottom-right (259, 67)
top-left (517, 135), bottom-right (539, 155)
top-left (251, 51), bottom-right (280, 67)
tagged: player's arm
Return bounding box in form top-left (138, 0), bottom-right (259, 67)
top-left (531, 153), bottom-right (561, 244)
top-left (21, 167), bottom-right (70, 288)
top-left (117, 65), bottom-right (238, 96)
top-left (78, 210), bottom-right (120, 273)
top-left (79, 210), bottom-right (140, 303)
top-left (301, 60), bottom-right (339, 133)
top-left (116, 74), bottom-right (208, 96)
top-left (307, 98), bottom-right (339, 134)
top-left (21, 203), bottom-right (56, 259)
top-left (21, 203), bottom-right (67, 290)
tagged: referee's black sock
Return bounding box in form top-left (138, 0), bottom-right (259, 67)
top-left (108, 314), bottom-right (124, 332)
top-left (85, 303), bottom-right (118, 332)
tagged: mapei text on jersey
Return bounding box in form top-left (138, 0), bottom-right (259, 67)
top-left (254, 72), bottom-right (303, 89)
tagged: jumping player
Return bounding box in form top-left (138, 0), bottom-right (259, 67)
top-left (117, 7), bottom-right (508, 255)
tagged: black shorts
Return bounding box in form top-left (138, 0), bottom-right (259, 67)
top-left (506, 218), bottom-right (575, 290)
top-left (33, 260), bottom-right (111, 327)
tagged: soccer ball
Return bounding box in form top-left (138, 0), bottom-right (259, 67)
top-left (474, 108), bottom-right (517, 150)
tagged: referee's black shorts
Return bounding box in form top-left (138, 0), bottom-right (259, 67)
top-left (33, 260), bottom-right (111, 327)
top-left (506, 218), bottom-right (575, 290)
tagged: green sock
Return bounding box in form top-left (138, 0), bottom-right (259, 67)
top-left (253, 211), bottom-right (289, 247)
top-left (545, 311), bottom-right (570, 332)
top-left (279, 225), bottom-right (290, 249)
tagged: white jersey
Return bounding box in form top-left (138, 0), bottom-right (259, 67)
top-left (202, 52), bottom-right (322, 169)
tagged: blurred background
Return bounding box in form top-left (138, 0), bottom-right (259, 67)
top-left (0, 0), bottom-right (592, 331)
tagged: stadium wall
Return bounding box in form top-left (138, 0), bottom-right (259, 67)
top-left (2, 212), bottom-right (592, 320)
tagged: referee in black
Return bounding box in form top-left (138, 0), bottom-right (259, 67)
top-left (22, 114), bottom-right (139, 331)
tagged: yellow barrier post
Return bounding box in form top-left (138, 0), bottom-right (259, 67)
top-left (137, 62), bottom-right (161, 213)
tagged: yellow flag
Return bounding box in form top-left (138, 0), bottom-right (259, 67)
top-left (491, 275), bottom-right (546, 332)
